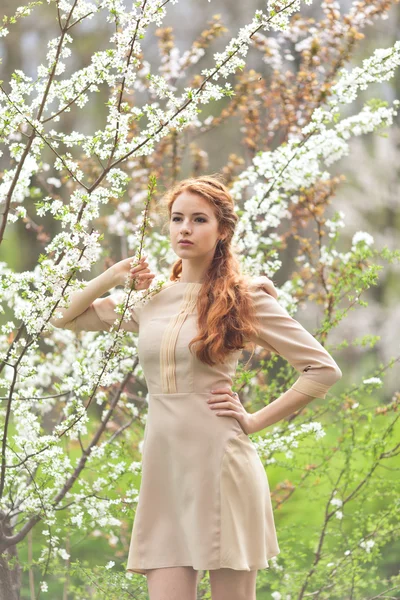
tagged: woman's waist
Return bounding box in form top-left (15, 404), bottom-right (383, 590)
top-left (145, 390), bottom-right (245, 438)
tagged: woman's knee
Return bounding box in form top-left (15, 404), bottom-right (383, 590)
top-left (147, 566), bottom-right (198, 600)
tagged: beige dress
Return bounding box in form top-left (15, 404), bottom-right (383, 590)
top-left (62, 276), bottom-right (342, 575)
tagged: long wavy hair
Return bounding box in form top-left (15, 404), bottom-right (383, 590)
top-left (161, 174), bottom-right (262, 366)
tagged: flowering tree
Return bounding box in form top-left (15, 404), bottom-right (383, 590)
top-left (0, 0), bottom-right (400, 598)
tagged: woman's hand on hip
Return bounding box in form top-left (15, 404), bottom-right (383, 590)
top-left (206, 387), bottom-right (256, 435)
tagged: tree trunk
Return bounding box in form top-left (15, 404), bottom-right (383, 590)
top-left (0, 552), bottom-right (21, 600)
top-left (0, 517), bottom-right (21, 600)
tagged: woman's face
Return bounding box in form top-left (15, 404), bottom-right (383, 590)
top-left (169, 191), bottom-right (222, 260)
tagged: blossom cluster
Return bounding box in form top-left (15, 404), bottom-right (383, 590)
top-left (229, 43), bottom-right (400, 278)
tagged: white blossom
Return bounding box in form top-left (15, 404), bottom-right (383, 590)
top-left (352, 231), bottom-right (375, 248)
top-left (362, 377), bottom-right (383, 387)
top-left (360, 539), bottom-right (375, 553)
top-left (58, 548), bottom-right (71, 560)
top-left (331, 497), bottom-right (343, 507)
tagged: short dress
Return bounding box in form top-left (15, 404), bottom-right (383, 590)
top-left (63, 276), bottom-right (342, 574)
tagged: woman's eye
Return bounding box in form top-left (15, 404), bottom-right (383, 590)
top-left (171, 217), bottom-right (206, 222)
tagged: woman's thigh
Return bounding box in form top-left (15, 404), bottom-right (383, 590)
top-left (146, 566), bottom-right (198, 600)
top-left (209, 568), bottom-right (258, 600)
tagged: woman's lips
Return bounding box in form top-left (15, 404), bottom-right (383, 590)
top-left (179, 241), bottom-right (193, 245)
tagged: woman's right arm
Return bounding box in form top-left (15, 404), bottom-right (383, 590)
top-left (50, 255), bottom-right (154, 332)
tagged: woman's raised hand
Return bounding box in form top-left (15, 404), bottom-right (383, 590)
top-left (112, 254), bottom-right (156, 290)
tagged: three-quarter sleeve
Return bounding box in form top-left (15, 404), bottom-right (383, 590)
top-left (60, 291), bottom-right (139, 334)
top-left (248, 276), bottom-right (342, 399)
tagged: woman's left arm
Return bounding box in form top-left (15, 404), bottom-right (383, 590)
top-left (247, 276), bottom-right (342, 433)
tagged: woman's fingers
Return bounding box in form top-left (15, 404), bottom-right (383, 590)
top-left (130, 257), bottom-right (148, 273)
top-left (132, 272), bottom-right (155, 288)
top-left (122, 254), bottom-right (156, 290)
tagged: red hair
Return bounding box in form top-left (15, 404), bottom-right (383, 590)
top-left (161, 174), bottom-right (261, 366)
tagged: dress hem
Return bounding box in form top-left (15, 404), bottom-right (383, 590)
top-left (126, 552), bottom-right (280, 576)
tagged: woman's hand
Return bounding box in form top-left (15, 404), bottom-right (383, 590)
top-left (112, 254), bottom-right (156, 290)
top-left (206, 387), bottom-right (256, 435)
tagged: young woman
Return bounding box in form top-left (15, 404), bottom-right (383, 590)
top-left (51, 175), bottom-right (342, 600)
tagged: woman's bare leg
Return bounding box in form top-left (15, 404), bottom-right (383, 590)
top-left (146, 566), bottom-right (198, 600)
top-left (209, 568), bottom-right (258, 600)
